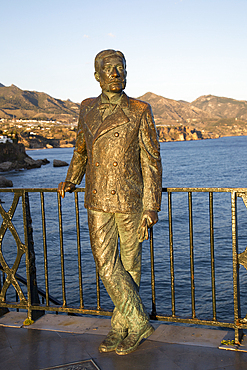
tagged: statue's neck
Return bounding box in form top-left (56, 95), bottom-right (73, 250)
top-left (101, 90), bottom-right (122, 101)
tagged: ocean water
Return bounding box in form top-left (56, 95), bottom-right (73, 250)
top-left (1, 136), bottom-right (247, 322)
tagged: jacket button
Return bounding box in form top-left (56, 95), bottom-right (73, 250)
top-left (111, 190), bottom-right (116, 195)
top-left (114, 132), bottom-right (119, 137)
top-left (113, 162), bottom-right (118, 167)
top-left (95, 162), bottom-right (99, 167)
top-left (93, 189), bottom-right (97, 194)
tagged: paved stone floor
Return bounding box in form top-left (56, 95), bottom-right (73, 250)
top-left (0, 312), bottom-right (247, 370)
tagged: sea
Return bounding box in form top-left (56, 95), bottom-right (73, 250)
top-left (1, 135), bottom-right (247, 323)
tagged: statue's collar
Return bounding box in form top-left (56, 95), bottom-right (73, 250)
top-left (100, 92), bottom-right (129, 108)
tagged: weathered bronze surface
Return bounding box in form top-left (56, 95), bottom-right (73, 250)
top-left (58, 49), bottom-right (162, 353)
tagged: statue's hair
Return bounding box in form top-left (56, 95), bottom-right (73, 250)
top-left (94, 49), bottom-right (126, 72)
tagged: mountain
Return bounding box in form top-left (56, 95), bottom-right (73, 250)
top-left (138, 92), bottom-right (247, 124)
top-left (0, 84), bottom-right (80, 121)
top-left (1, 84), bottom-right (247, 124)
top-left (138, 92), bottom-right (247, 139)
top-left (1, 85), bottom-right (247, 142)
top-left (138, 92), bottom-right (209, 125)
top-left (191, 94), bottom-right (247, 120)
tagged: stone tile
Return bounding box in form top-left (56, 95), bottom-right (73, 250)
top-left (76, 333), bottom-right (105, 356)
top-left (0, 326), bottom-right (10, 348)
top-left (85, 317), bottom-right (111, 335)
top-left (26, 314), bottom-right (112, 336)
top-left (0, 355), bottom-right (22, 370)
top-left (8, 328), bottom-right (93, 370)
top-left (0, 326), bottom-right (37, 348)
top-left (166, 342), bottom-right (247, 370)
top-left (0, 345), bottom-right (15, 364)
top-left (1, 315), bottom-right (247, 370)
top-left (26, 314), bottom-right (99, 334)
top-left (87, 340), bottom-right (182, 370)
top-left (150, 323), bottom-right (235, 348)
top-left (0, 311), bottom-right (27, 328)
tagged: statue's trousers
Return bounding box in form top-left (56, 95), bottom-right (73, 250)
top-left (88, 209), bottom-right (149, 332)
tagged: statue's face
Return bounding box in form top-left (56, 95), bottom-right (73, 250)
top-left (95, 55), bottom-right (127, 94)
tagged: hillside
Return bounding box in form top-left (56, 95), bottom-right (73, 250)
top-left (0, 120), bottom-right (77, 149)
top-left (1, 84), bottom-right (247, 144)
top-left (191, 95), bottom-right (247, 120)
top-left (138, 92), bottom-right (247, 123)
top-left (0, 84), bottom-right (80, 122)
top-left (138, 92), bottom-right (247, 138)
top-left (138, 92), bottom-right (209, 125)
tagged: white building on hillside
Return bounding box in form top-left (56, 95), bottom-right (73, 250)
top-left (0, 135), bottom-right (13, 143)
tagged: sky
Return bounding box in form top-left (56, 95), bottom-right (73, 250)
top-left (1, 0), bottom-right (247, 103)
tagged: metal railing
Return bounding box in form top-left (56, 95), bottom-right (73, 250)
top-left (0, 187), bottom-right (247, 344)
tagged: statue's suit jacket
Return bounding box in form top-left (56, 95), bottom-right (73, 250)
top-left (65, 92), bottom-right (162, 214)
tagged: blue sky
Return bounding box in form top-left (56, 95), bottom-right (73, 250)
top-left (1, 0), bottom-right (247, 103)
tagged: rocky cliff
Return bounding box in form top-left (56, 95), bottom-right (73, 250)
top-left (0, 142), bottom-right (49, 171)
top-left (156, 125), bottom-right (219, 142)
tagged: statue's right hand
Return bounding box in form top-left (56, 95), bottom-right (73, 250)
top-left (57, 181), bottom-right (76, 198)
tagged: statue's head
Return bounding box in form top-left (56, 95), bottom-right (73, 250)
top-left (94, 49), bottom-right (127, 95)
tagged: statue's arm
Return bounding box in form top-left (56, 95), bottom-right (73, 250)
top-left (58, 110), bottom-right (88, 198)
top-left (138, 104), bottom-right (162, 241)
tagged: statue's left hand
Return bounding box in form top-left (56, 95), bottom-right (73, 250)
top-left (138, 210), bottom-right (158, 242)
top-left (57, 181), bottom-right (76, 198)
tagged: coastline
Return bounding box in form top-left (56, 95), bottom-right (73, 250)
top-left (26, 145), bottom-right (75, 151)
top-left (25, 134), bottom-right (220, 151)
top-left (22, 132), bottom-right (247, 151)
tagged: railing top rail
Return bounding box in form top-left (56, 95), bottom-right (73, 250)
top-left (0, 188), bottom-right (86, 193)
top-left (162, 187), bottom-right (247, 193)
top-left (0, 187), bottom-right (247, 193)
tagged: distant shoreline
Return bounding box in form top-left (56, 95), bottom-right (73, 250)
top-left (24, 133), bottom-right (247, 152)
top-left (25, 136), bottom-right (219, 151)
top-left (26, 145), bottom-right (75, 151)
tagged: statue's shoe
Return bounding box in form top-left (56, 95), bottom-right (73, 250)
top-left (99, 329), bottom-right (128, 353)
top-left (115, 323), bottom-right (154, 355)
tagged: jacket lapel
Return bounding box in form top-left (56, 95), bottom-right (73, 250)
top-left (83, 96), bottom-right (102, 137)
top-left (93, 93), bottom-right (130, 143)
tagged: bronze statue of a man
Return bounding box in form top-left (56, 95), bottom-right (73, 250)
top-left (58, 49), bottom-right (162, 355)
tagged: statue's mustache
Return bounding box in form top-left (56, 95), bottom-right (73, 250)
top-left (109, 78), bottom-right (124, 82)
